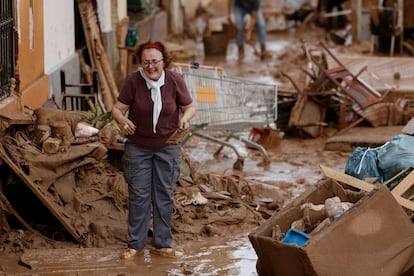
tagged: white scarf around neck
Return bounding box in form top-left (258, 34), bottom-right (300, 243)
top-left (140, 68), bottom-right (165, 133)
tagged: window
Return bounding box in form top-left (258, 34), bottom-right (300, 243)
top-left (0, 0), bottom-right (15, 100)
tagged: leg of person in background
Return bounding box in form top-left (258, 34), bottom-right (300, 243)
top-left (255, 8), bottom-right (271, 59)
top-left (233, 4), bottom-right (246, 58)
top-left (336, 0), bottom-right (347, 29)
top-left (326, 0), bottom-right (346, 31)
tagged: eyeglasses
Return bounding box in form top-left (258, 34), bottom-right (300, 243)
top-left (142, 59), bottom-right (163, 67)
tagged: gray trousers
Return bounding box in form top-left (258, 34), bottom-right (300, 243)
top-left (122, 141), bottom-right (181, 250)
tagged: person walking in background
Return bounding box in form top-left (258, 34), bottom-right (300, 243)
top-left (228, 0), bottom-right (271, 60)
top-left (112, 41), bottom-right (196, 259)
top-left (317, 0), bottom-right (348, 31)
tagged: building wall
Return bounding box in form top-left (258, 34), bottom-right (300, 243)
top-left (0, 0), bottom-right (129, 114)
top-left (111, 0), bottom-right (127, 83)
top-left (117, 0), bottom-right (127, 20)
top-left (99, 0), bottom-right (115, 76)
top-left (98, 0), bottom-right (112, 33)
top-left (43, 0), bottom-right (76, 74)
top-left (0, 0), bottom-right (49, 114)
top-left (18, 0), bottom-right (45, 91)
top-left (43, 0), bottom-right (80, 104)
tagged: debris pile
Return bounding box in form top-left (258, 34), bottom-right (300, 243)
top-left (280, 41), bottom-right (413, 138)
top-left (249, 178), bottom-right (414, 275)
top-left (0, 108), bottom-right (281, 254)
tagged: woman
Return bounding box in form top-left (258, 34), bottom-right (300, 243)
top-left (112, 41), bottom-right (196, 259)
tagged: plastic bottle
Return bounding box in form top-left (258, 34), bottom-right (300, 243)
top-left (272, 225), bottom-right (284, 240)
top-left (324, 196), bottom-right (343, 220)
top-left (194, 18), bottom-right (206, 61)
top-left (195, 36), bottom-right (205, 61)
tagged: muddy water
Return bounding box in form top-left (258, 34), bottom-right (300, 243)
top-left (1, 233), bottom-right (257, 275)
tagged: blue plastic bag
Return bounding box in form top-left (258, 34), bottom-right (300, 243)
top-left (378, 134), bottom-right (414, 181)
top-left (345, 146), bottom-right (384, 183)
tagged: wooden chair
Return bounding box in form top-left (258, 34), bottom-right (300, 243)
top-left (60, 70), bottom-right (99, 111)
top-left (311, 42), bottom-right (383, 110)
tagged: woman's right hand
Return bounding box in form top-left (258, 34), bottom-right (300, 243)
top-left (122, 119), bottom-right (136, 135)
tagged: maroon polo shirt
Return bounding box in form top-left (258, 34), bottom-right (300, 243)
top-left (118, 69), bottom-right (193, 150)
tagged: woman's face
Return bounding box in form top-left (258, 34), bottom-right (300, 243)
top-left (141, 48), bottom-right (164, 81)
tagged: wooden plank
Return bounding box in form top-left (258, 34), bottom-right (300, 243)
top-left (394, 195), bottom-right (414, 211)
top-left (319, 164), bottom-right (375, 192)
top-left (391, 170), bottom-right (414, 196)
top-left (0, 144), bottom-right (81, 241)
top-left (0, 113), bottom-right (35, 124)
top-left (325, 55), bottom-right (414, 94)
top-left (20, 247), bottom-right (124, 270)
top-left (351, 0), bottom-right (361, 43)
top-left (116, 16), bottom-right (129, 82)
top-left (77, 0), bottom-right (119, 111)
top-left (320, 164), bottom-right (414, 211)
top-left (0, 113), bottom-right (35, 130)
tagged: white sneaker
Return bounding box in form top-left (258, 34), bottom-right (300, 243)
top-left (120, 248), bottom-right (143, 259)
top-left (150, 247), bottom-right (184, 258)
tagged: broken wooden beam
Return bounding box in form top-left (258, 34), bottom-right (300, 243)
top-left (0, 143), bottom-right (81, 241)
top-left (320, 164), bottom-right (414, 211)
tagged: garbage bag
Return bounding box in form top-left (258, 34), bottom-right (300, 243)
top-left (378, 134), bottom-right (414, 181)
top-left (345, 146), bottom-right (383, 183)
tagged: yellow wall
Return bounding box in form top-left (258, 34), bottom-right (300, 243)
top-left (19, 0), bottom-right (45, 90)
top-left (0, 0), bottom-right (48, 114)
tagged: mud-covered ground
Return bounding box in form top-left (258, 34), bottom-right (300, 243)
top-left (0, 26), bottom-right (371, 275)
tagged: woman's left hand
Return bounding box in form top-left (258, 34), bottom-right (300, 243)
top-left (179, 119), bottom-right (189, 129)
top-left (179, 103), bottom-right (196, 129)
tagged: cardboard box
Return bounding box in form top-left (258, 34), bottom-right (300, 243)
top-left (249, 179), bottom-right (414, 276)
top-left (249, 127), bottom-right (282, 152)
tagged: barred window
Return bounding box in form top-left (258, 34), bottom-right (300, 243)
top-left (0, 0), bottom-right (15, 101)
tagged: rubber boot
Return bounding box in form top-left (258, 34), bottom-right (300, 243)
top-left (260, 46), bottom-right (271, 60)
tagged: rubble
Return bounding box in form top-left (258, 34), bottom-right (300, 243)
top-left (0, 107), bottom-right (281, 254)
top-left (281, 41), bottom-right (413, 138)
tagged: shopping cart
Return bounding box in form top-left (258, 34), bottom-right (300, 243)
top-left (174, 63), bottom-right (278, 169)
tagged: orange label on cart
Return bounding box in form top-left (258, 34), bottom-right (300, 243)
top-left (195, 86), bottom-right (217, 103)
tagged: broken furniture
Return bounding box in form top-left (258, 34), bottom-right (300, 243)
top-left (312, 42), bottom-right (383, 109)
top-left (249, 178), bottom-right (414, 275)
top-left (281, 45), bottom-right (329, 137)
top-left (203, 19), bottom-right (235, 57)
top-left (0, 112), bottom-right (36, 133)
top-left (287, 92), bottom-right (327, 138)
top-left (282, 41), bottom-right (402, 137)
top-left (60, 69), bottom-right (98, 111)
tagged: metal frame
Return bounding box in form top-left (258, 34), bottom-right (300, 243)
top-left (175, 64), bottom-right (278, 169)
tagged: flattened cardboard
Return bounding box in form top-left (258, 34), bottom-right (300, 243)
top-left (249, 179), bottom-right (414, 276)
